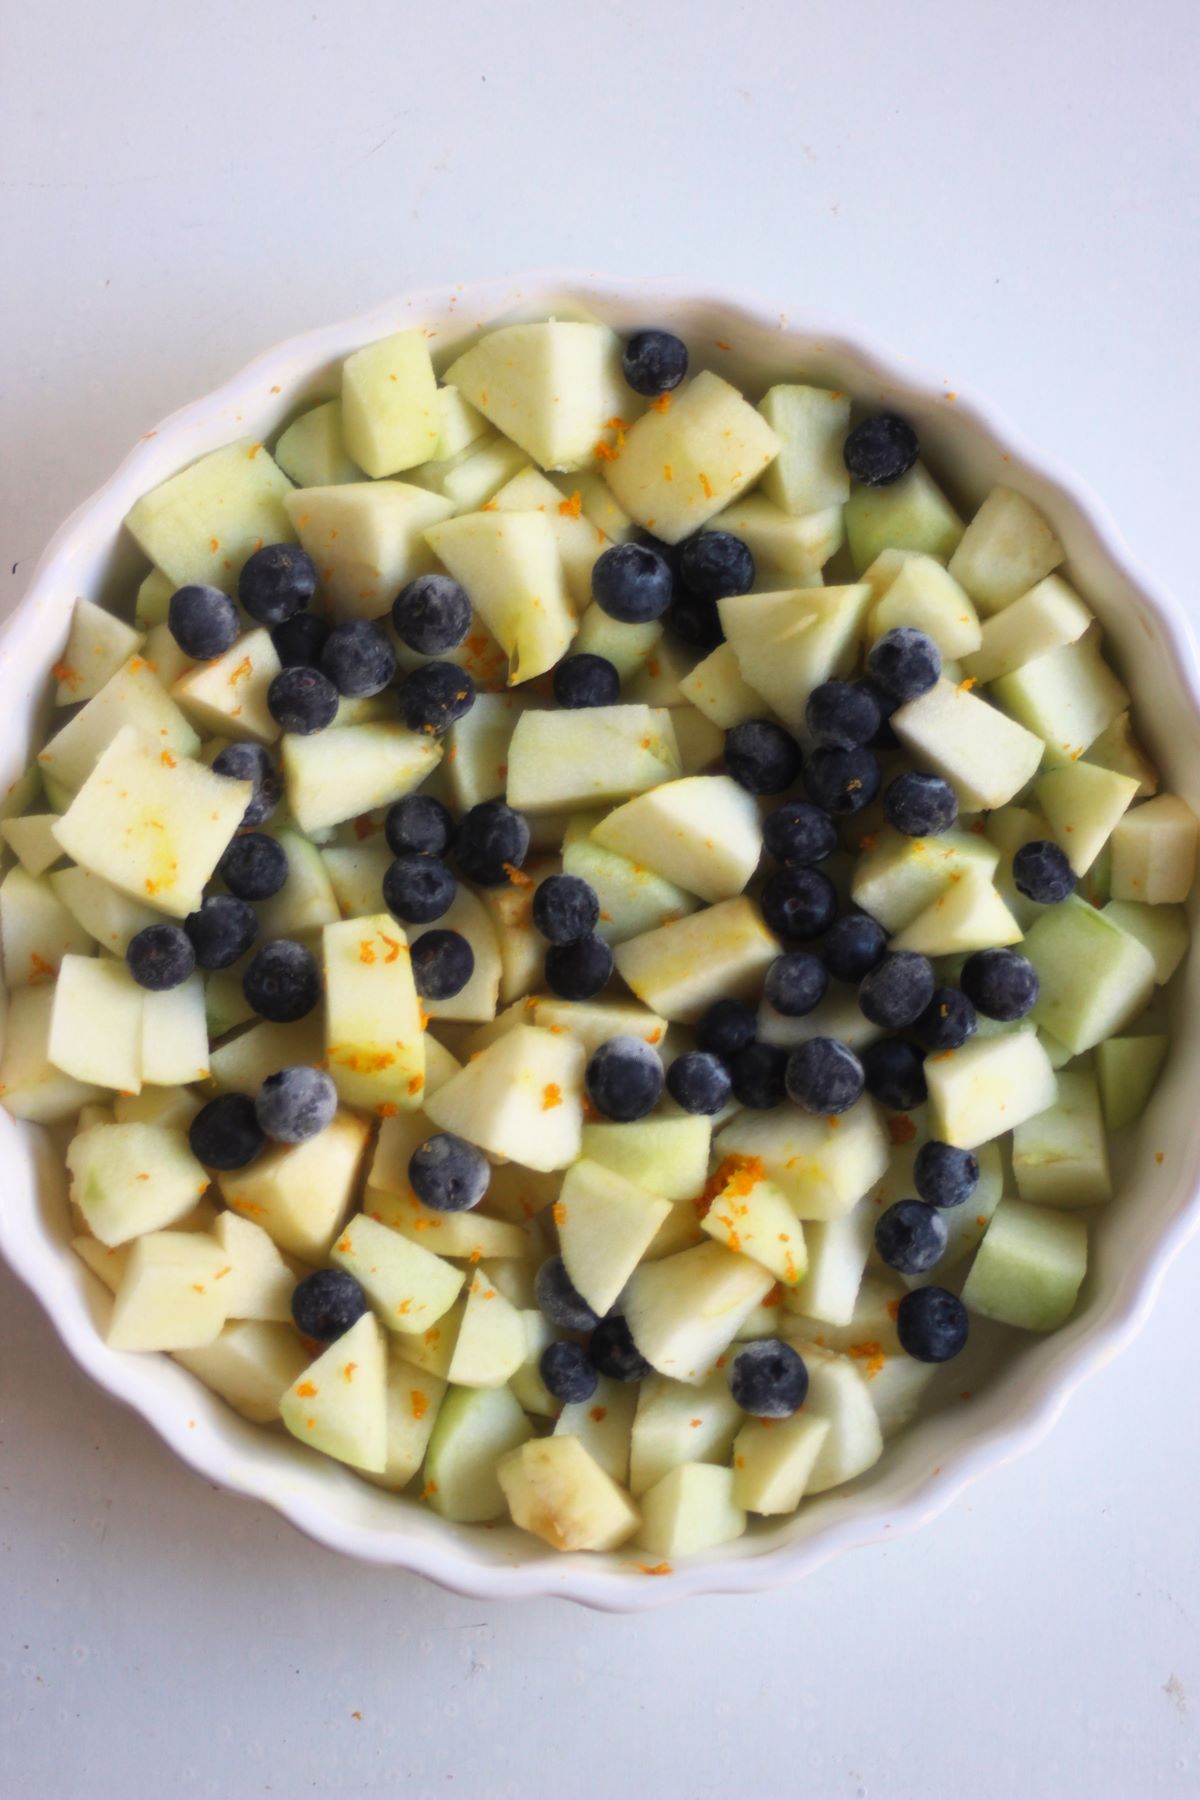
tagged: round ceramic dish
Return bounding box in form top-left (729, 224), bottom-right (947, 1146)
top-left (3, 274), bottom-right (1199, 1610)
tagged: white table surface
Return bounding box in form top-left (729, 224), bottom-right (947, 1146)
top-left (2, 2), bottom-right (1199, 1794)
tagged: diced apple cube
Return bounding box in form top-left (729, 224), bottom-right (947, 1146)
top-left (273, 399), bottom-right (362, 488)
top-left (142, 973), bottom-right (209, 1085)
top-left (423, 1383), bottom-right (534, 1522)
top-left (1087, 710), bottom-right (1159, 799)
top-left (947, 485), bottom-right (1063, 613)
top-left (433, 385), bottom-right (489, 461)
top-left (424, 1024), bottom-right (585, 1171)
top-left (171, 628), bottom-right (282, 744)
top-left (889, 868), bottom-right (1022, 956)
top-left (623, 1242), bottom-right (775, 1383)
top-left (506, 705), bottom-right (681, 811)
top-left (218, 1110), bottom-right (370, 1261)
top-left (871, 555), bottom-right (981, 660)
top-left (444, 691), bottom-right (528, 811)
top-left (961, 1199), bottom-right (1087, 1331)
top-left (732, 1411), bottom-right (831, 1514)
top-left (208, 1015), bottom-right (324, 1094)
top-left (556, 1158), bottom-right (672, 1317)
top-left (678, 642), bottom-right (765, 729)
top-left (72, 1233), bottom-right (127, 1295)
top-left (591, 775), bottom-right (761, 904)
top-left (0, 984), bottom-right (104, 1121)
top-left (962, 574), bottom-right (1092, 685)
top-left (789, 1199), bottom-right (875, 1325)
top-left (331, 1212), bottom-right (463, 1332)
top-left (1, 865), bottom-right (95, 986)
top-left (363, 1351), bottom-right (447, 1491)
top-left (1023, 897), bottom-right (1156, 1053)
top-left (580, 1115), bottom-right (711, 1202)
top-left (845, 464), bottom-right (964, 572)
top-left (850, 828), bottom-right (1001, 934)
top-left (210, 1210), bottom-right (296, 1322)
top-left (637, 1463), bottom-right (745, 1556)
top-left (571, 602), bottom-right (662, 682)
top-left (719, 585), bottom-right (872, 730)
top-left (499, 1435), bottom-right (641, 1552)
top-left (175, 1320), bottom-right (310, 1424)
top-left (54, 598), bottom-right (144, 705)
top-left (281, 721), bottom-right (440, 834)
top-left (1110, 794), bottom-right (1199, 904)
top-left (758, 383), bottom-right (851, 515)
top-left (323, 914), bottom-right (424, 1112)
top-left (1101, 902), bottom-right (1188, 984)
top-left (614, 897), bottom-right (779, 1022)
top-left (700, 1167), bottom-right (806, 1286)
top-left (627, 1368), bottom-right (743, 1496)
top-left (662, 706), bottom-right (725, 777)
top-left (925, 1027), bottom-right (1057, 1148)
top-left (706, 494), bottom-right (844, 579)
top-left (561, 814), bottom-right (698, 944)
top-left (341, 329), bottom-right (440, 476)
top-left (491, 465), bottom-right (609, 607)
top-left (257, 828), bottom-right (340, 939)
top-left (107, 1230), bottom-right (229, 1352)
top-left (50, 865), bottom-right (161, 955)
top-left (39, 656), bottom-right (201, 795)
top-left (68, 1120), bottom-right (209, 1245)
top-left (1095, 1034), bottom-right (1168, 1131)
top-left (134, 569), bottom-right (174, 628)
top-left (791, 1345), bottom-right (884, 1493)
top-left (425, 511), bottom-right (577, 683)
top-left (532, 995), bottom-right (668, 1059)
top-left (1035, 761), bottom-right (1138, 876)
top-left (321, 842), bottom-right (393, 921)
top-left (125, 439), bottom-right (296, 594)
top-left (49, 955), bottom-right (144, 1093)
top-left (0, 813), bottom-right (65, 878)
top-left (554, 1376), bottom-right (637, 1484)
top-left (716, 1099), bottom-right (890, 1220)
top-left (280, 1310), bottom-right (388, 1472)
top-left (438, 1272), bottom-right (525, 1388)
top-left (1012, 1069), bottom-right (1111, 1207)
top-left (445, 321), bottom-right (631, 473)
top-left (283, 482), bottom-right (452, 619)
top-left (408, 433), bottom-right (529, 514)
top-left (991, 635), bottom-right (1128, 761)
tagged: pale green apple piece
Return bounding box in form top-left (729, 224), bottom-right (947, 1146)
top-left (960, 1199), bottom-right (1087, 1331)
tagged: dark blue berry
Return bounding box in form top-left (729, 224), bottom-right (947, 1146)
top-left (914, 1140), bottom-right (980, 1208)
top-left (866, 628), bottom-right (941, 702)
top-left (255, 1065), bottom-right (338, 1144)
top-left (410, 929), bottom-right (475, 1000)
top-left (532, 874), bottom-right (600, 944)
top-left (392, 574), bottom-right (472, 654)
top-left (859, 952), bottom-right (935, 1029)
top-left (1013, 839), bottom-right (1076, 905)
top-left (696, 997), bottom-right (757, 1061)
top-left (730, 1041), bottom-right (789, 1109)
top-left (408, 1132), bottom-right (490, 1212)
top-left (588, 1315), bottom-right (649, 1382)
top-left (622, 329), bottom-right (689, 396)
top-left (960, 948), bottom-right (1039, 1021)
top-left (666, 588), bottom-right (724, 649)
top-left (188, 1093), bottom-right (264, 1171)
top-left (242, 937), bottom-right (321, 1020)
top-left (267, 665), bottom-right (339, 734)
top-left (212, 742), bottom-right (282, 827)
top-left (454, 801), bottom-right (530, 886)
top-left (382, 854), bottom-right (456, 924)
top-left (680, 531), bottom-right (754, 602)
top-left (219, 832), bottom-right (288, 901)
top-left (725, 719), bottom-right (803, 794)
top-left (586, 1035), bottom-right (664, 1122)
top-left (553, 653), bottom-right (621, 709)
top-left (914, 987), bottom-right (977, 1051)
top-left (544, 934), bottom-right (613, 1000)
top-left (785, 1037), bottom-right (865, 1114)
top-left (860, 1037), bottom-right (927, 1110)
top-left (126, 922), bottom-right (195, 991)
top-left (896, 1286), bottom-right (969, 1363)
top-left (385, 793), bottom-right (455, 859)
top-left (805, 745), bottom-right (882, 814)
top-left (271, 611), bottom-right (330, 669)
top-left (761, 866), bottom-right (837, 941)
top-left (592, 542), bottom-right (674, 624)
top-left (321, 619), bottom-right (397, 697)
top-left (665, 1050), bottom-right (732, 1116)
top-left (729, 1339), bottom-right (808, 1417)
top-left (805, 680), bottom-right (882, 750)
top-left (185, 895), bottom-right (258, 970)
top-left (765, 952), bottom-right (828, 1017)
top-left (239, 543), bottom-right (318, 625)
top-left (539, 1340), bottom-right (599, 1404)
top-left (168, 584), bottom-right (240, 660)
top-left (843, 414), bottom-right (919, 488)
top-left (291, 1268), bottom-right (367, 1343)
top-left (535, 1256), bottom-right (600, 1332)
top-left (399, 661), bottom-right (475, 736)
top-left (875, 1200), bottom-right (948, 1275)
top-left (860, 678), bottom-right (901, 749)
top-left (823, 912), bottom-right (887, 983)
top-left (762, 801), bottom-right (838, 867)
top-left (884, 771), bottom-right (958, 837)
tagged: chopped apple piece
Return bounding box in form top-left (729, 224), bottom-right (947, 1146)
top-left (592, 775), bottom-right (761, 904)
top-left (627, 1368), bottom-right (743, 1496)
top-left (331, 1212), bottom-right (463, 1332)
top-left (1101, 902), bottom-right (1188, 984)
top-left (499, 1435), bottom-right (640, 1552)
top-left (444, 692), bottom-right (528, 811)
top-left (580, 1115), bottom-right (711, 1201)
top-left (947, 485), bottom-right (1063, 613)
top-left (870, 554), bottom-right (981, 660)
top-left (54, 598), bottom-right (144, 705)
top-left (209, 1210), bottom-right (296, 1322)
top-left (1035, 761), bottom-right (1138, 876)
top-left (218, 1110), bottom-right (370, 1261)
top-left (962, 574), bottom-right (1092, 685)
top-left (491, 465), bottom-right (609, 607)
top-left (1110, 794), bottom-right (1199, 904)
top-left (797, 1346), bottom-right (885, 1493)
top-left (716, 1099), bottom-right (890, 1220)
top-left (323, 914), bottom-right (424, 1111)
top-left (107, 1229), bottom-right (229, 1352)
top-left (1012, 1069), bottom-right (1111, 1207)
top-left (257, 828), bottom-right (339, 939)
top-left (1023, 897), bottom-right (1156, 1053)
top-left (281, 721), bottom-right (440, 834)
top-left (551, 469), bottom-right (637, 542)
top-left (425, 511), bottom-right (576, 683)
top-left (113, 1086), bottom-right (200, 1131)
top-left (424, 1024), bottom-right (585, 1171)
top-left (1087, 710), bottom-right (1159, 799)
top-left (790, 1200), bottom-right (875, 1325)
top-left (363, 1351), bottom-right (447, 1490)
top-left (208, 1015), bottom-right (324, 1092)
top-left (623, 1242), bottom-right (775, 1383)
top-left (991, 635), bottom-right (1128, 761)
top-left (134, 568), bottom-right (174, 627)
top-left (561, 813), bottom-right (698, 944)
top-left (637, 1462), bottom-right (745, 1555)
top-left (0, 984), bottom-right (104, 1122)
top-left (571, 603), bottom-right (662, 681)
top-left (668, 707), bottom-right (725, 776)
top-left (49, 955), bottom-right (143, 1093)
top-left (125, 439), bottom-right (296, 593)
top-left (889, 868), bottom-right (1022, 956)
top-left (614, 897), bottom-right (779, 1022)
top-left (408, 433), bottom-right (529, 514)
top-left (444, 1272), bottom-right (527, 1387)
top-left (433, 385), bottom-right (489, 460)
top-left (283, 481), bottom-right (452, 619)
top-left (1, 866), bottom-right (95, 986)
top-left (68, 1120), bottom-right (209, 1246)
top-left (341, 329), bottom-right (439, 476)
top-left (321, 841), bottom-right (393, 921)
top-left (850, 828), bottom-right (1001, 934)
top-left (556, 1158), bottom-right (672, 1317)
top-left (273, 399), bottom-right (361, 487)
top-left (706, 495), bottom-right (844, 578)
top-left (141, 973), bottom-right (209, 1085)
top-left (175, 1320), bottom-right (310, 1424)
top-left (554, 1376), bottom-right (637, 1483)
top-left (280, 1311), bottom-right (388, 1472)
top-left (845, 464), bottom-right (964, 571)
top-left (171, 628), bottom-right (282, 744)
top-left (700, 1165), bottom-right (806, 1286)
top-left (732, 1411), bottom-right (830, 1514)
top-left (532, 995), bottom-right (668, 1059)
top-left (961, 1199), bottom-right (1087, 1331)
top-left (0, 813), bottom-right (65, 878)
top-left (892, 679), bottom-right (1045, 811)
top-left (506, 705), bottom-right (681, 811)
top-left (925, 1027), bottom-right (1057, 1148)
top-left (39, 655), bottom-right (200, 795)
top-left (444, 321), bottom-right (631, 472)
top-left (423, 1383), bottom-right (534, 1522)
top-left (50, 866), bottom-right (162, 956)
top-left (1095, 1034), bottom-right (1168, 1130)
top-left (758, 383), bottom-right (851, 515)
top-left (719, 585), bottom-right (872, 730)
top-left (368, 1184), bottom-right (528, 1262)
top-left (678, 642), bottom-right (765, 729)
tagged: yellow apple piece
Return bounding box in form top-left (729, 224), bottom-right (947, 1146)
top-left (719, 585), bottom-right (873, 730)
top-left (53, 597), bottom-right (144, 705)
top-left (341, 328), bottom-right (440, 476)
top-left (614, 897), bottom-right (779, 1022)
top-left (124, 439), bottom-right (296, 593)
top-left (171, 628), bottom-right (282, 745)
top-left (506, 705), bottom-right (681, 811)
top-left (591, 775), bottom-right (762, 903)
top-left (498, 1435), bottom-right (640, 1552)
top-left (425, 510), bottom-right (576, 684)
top-left (556, 1158), bottom-right (672, 1317)
top-left (218, 1109), bottom-right (370, 1261)
top-left (443, 320), bottom-right (631, 472)
top-left (107, 1230), bottom-right (230, 1352)
top-left (323, 914), bottom-right (424, 1112)
top-left (280, 1311), bottom-right (388, 1472)
top-left (283, 481), bottom-right (453, 619)
top-left (281, 721), bottom-right (441, 834)
top-left (423, 1023), bottom-right (585, 1171)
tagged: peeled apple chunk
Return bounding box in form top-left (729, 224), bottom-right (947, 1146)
top-left (49, 955), bottom-right (144, 1093)
top-left (560, 814), bottom-right (698, 944)
top-left (700, 1167), bottom-right (807, 1286)
top-left (210, 1211), bottom-right (296, 1323)
top-left (171, 628), bottom-right (282, 745)
top-left (557, 1158), bottom-right (671, 1316)
top-left (732, 1411), bottom-right (831, 1515)
top-left (636, 1463), bottom-right (745, 1557)
top-left (281, 722), bottom-right (441, 834)
top-left (591, 776), bottom-right (762, 903)
top-left (628, 1369), bottom-right (744, 1497)
top-left (280, 1311), bottom-right (389, 1473)
top-left (54, 598), bottom-right (143, 705)
top-left (622, 1242), bottom-right (776, 1384)
top-left (924, 1028), bottom-right (1057, 1149)
top-left (1110, 794), bottom-right (1199, 904)
top-left (0, 813), bottom-right (65, 879)
top-left (1088, 711), bottom-right (1159, 799)
top-left (716, 1100), bottom-right (890, 1220)
top-left (331, 1213), bottom-right (464, 1333)
top-left (960, 1199), bottom-right (1087, 1331)
top-left (850, 829), bottom-right (1000, 934)
top-left (498, 1435), bottom-right (641, 1553)
top-left (340, 329), bottom-right (440, 476)
top-left (889, 868), bottom-right (1022, 957)
top-left (1101, 901), bottom-right (1189, 985)
top-left (322, 915), bottom-right (424, 1112)
top-left (423, 1024), bottom-right (586, 1171)
top-left (614, 897), bottom-right (780, 1022)
top-left (719, 586), bottom-right (873, 731)
top-left (794, 1346), bottom-right (884, 1494)
top-left (283, 482), bottom-right (452, 619)
top-left (678, 642), bottom-right (765, 730)
top-left (107, 1230), bottom-right (229, 1352)
top-left (757, 383), bottom-right (851, 515)
top-left (0, 865), bottom-right (94, 985)
top-left (175, 1321), bottom-right (310, 1425)
top-left (962, 574), bottom-right (1092, 685)
top-left (947, 485), bottom-right (1064, 614)
top-left (68, 1121), bottom-right (210, 1247)
top-left (1095, 1034), bottom-right (1168, 1131)
top-left (0, 983), bottom-right (104, 1122)
top-left (990, 635), bottom-right (1129, 762)
top-left (580, 1115), bottom-right (712, 1202)
top-left (845, 464), bottom-right (964, 572)
top-left (444, 321), bottom-right (631, 472)
top-left (444, 1274), bottom-right (528, 1387)
top-left (423, 1384), bottom-right (534, 1522)
top-left (506, 706), bottom-right (681, 812)
top-left (1023, 897), bottom-right (1156, 1054)
top-left (273, 399), bottom-right (362, 488)
top-left (870, 554), bottom-right (982, 660)
top-left (705, 494), bottom-right (844, 579)
top-left (891, 679), bottom-right (1044, 811)
top-left (38, 655), bottom-right (201, 796)
top-left (424, 511), bottom-right (577, 683)
top-left (124, 439), bottom-right (296, 593)
top-left (218, 1110), bottom-right (370, 1262)
top-left (1012, 1066), bottom-right (1112, 1208)
top-left (491, 465), bottom-right (609, 607)
top-left (1034, 760), bottom-right (1138, 877)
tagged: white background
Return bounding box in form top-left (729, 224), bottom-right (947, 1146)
top-left (2, 2), bottom-right (1199, 1795)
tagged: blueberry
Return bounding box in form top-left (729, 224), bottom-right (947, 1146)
top-left (761, 866), bottom-right (838, 940)
top-left (679, 531), bottom-right (755, 602)
top-left (622, 329), bottom-right (689, 396)
top-left (805, 680), bottom-right (882, 750)
top-left (239, 543), bottom-right (318, 625)
top-left (858, 952), bottom-right (935, 1029)
top-left (399, 661), bottom-right (476, 736)
top-left (553, 653), bottom-right (621, 709)
top-left (126, 922), bottom-right (196, 991)
top-left (242, 937), bottom-right (321, 1020)
top-left (896, 1286), bottom-right (969, 1363)
top-left (859, 677), bottom-right (901, 749)
top-left (185, 895), bottom-right (258, 970)
top-left (914, 1140), bottom-right (980, 1208)
top-left (255, 1065), bottom-right (338, 1144)
top-left (762, 801), bottom-right (838, 867)
top-left (382, 854), bottom-right (456, 924)
top-left (540, 1340), bottom-right (599, 1404)
top-left (884, 771), bottom-right (958, 837)
top-left (860, 1037), bottom-right (928, 1110)
top-left (666, 588), bottom-right (724, 650)
top-left (822, 912), bottom-right (888, 983)
top-left (805, 745), bottom-right (882, 814)
top-left (1013, 839), bottom-right (1077, 905)
top-left (385, 794), bottom-right (455, 859)
top-left (665, 1050), bottom-right (732, 1116)
top-left (410, 929), bottom-right (475, 1000)
top-left (291, 1268), bottom-right (368, 1343)
top-left (875, 1200), bottom-right (948, 1275)
top-left (321, 619), bottom-right (397, 697)
top-left (960, 948), bottom-right (1039, 1021)
top-left (843, 413), bottom-right (919, 488)
top-left (532, 874), bottom-right (600, 945)
top-left (544, 934), bottom-right (614, 1000)
top-left (866, 627), bottom-right (941, 702)
top-left (271, 611), bottom-right (330, 670)
top-left (785, 1037), bottom-right (865, 1114)
top-left (728, 1339), bottom-right (808, 1417)
top-left (218, 832), bottom-right (289, 902)
top-left (696, 997), bottom-right (757, 1061)
top-left (764, 951), bottom-right (828, 1017)
top-left (586, 1035), bottom-right (664, 1122)
top-left (212, 742), bottom-right (282, 827)
top-left (168, 584), bottom-right (240, 660)
top-left (392, 573), bottom-right (472, 655)
top-left (454, 800), bottom-right (530, 887)
top-left (188, 1093), bottom-right (265, 1171)
top-left (592, 542), bottom-right (674, 624)
top-left (913, 987), bottom-right (977, 1051)
top-left (535, 1256), bottom-right (600, 1332)
top-left (267, 666), bottom-right (339, 735)
top-left (408, 1132), bottom-right (490, 1212)
top-left (729, 1041), bottom-right (789, 1109)
top-left (725, 719), bottom-right (803, 794)
top-left (588, 1315), bottom-right (650, 1382)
